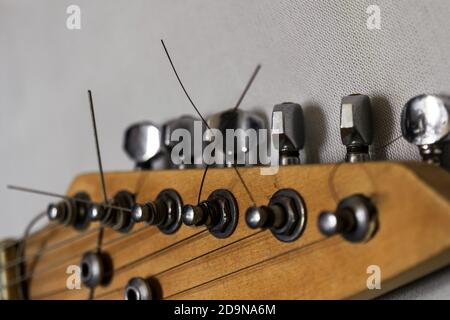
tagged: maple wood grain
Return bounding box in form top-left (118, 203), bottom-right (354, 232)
top-left (12, 162), bottom-right (450, 300)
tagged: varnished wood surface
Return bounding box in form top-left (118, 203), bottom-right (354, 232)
top-left (15, 162), bottom-right (450, 299)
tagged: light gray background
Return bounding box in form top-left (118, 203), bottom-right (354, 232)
top-left (1, 0), bottom-right (449, 299)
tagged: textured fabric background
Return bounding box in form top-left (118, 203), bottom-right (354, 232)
top-left (1, 0), bottom-right (449, 298)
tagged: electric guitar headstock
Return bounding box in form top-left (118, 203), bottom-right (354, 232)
top-left (1, 52), bottom-right (450, 300)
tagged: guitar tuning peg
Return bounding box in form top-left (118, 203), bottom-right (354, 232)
top-left (89, 190), bottom-right (135, 233)
top-left (205, 109), bottom-right (267, 167)
top-left (123, 121), bottom-right (169, 170)
top-left (340, 94), bottom-right (374, 163)
top-left (182, 189), bottom-right (238, 238)
top-left (245, 189), bottom-right (306, 242)
top-left (318, 194), bottom-right (378, 243)
top-left (401, 94), bottom-right (450, 166)
top-left (47, 192), bottom-right (91, 230)
top-left (131, 189), bottom-right (183, 235)
top-left (271, 103), bottom-right (305, 165)
top-left (162, 115), bottom-right (205, 169)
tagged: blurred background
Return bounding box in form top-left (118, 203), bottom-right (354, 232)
top-left (1, 0), bottom-right (449, 298)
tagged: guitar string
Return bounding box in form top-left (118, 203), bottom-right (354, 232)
top-left (93, 230), bottom-right (265, 299)
top-left (87, 89), bottom-right (110, 300)
top-left (327, 162), bottom-right (344, 204)
top-left (164, 237), bottom-right (330, 299)
top-left (0, 226), bottom-right (101, 271)
top-left (327, 133), bottom-right (402, 204)
top-left (161, 39), bottom-right (210, 130)
top-left (197, 165), bottom-right (209, 204)
top-left (0, 211), bottom-right (47, 300)
top-left (87, 89), bottom-right (108, 254)
top-left (7, 185), bottom-right (132, 212)
top-left (219, 63), bottom-right (261, 207)
top-left (0, 223), bottom-right (158, 289)
top-left (30, 229), bottom-right (210, 299)
top-left (232, 164), bottom-right (256, 205)
top-left (35, 229), bottom-right (256, 300)
top-left (161, 39), bottom-right (259, 206)
top-left (2, 86), bottom-right (143, 283)
top-left (233, 64), bottom-right (261, 111)
top-left (374, 134), bottom-right (403, 152)
top-left (54, 235), bottom-right (330, 300)
top-left (0, 221), bottom-right (60, 252)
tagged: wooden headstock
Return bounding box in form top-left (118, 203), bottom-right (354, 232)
top-left (5, 162), bottom-right (450, 299)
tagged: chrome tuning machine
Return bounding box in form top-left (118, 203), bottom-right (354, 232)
top-left (123, 121), bottom-right (169, 170)
top-left (271, 102), bottom-right (305, 165)
top-left (401, 94), bottom-right (450, 166)
top-left (245, 189), bottom-right (307, 242)
top-left (131, 189), bottom-right (183, 235)
top-left (47, 192), bottom-right (91, 230)
top-left (162, 115), bottom-right (205, 169)
top-left (205, 109), bottom-right (267, 167)
top-left (182, 189), bottom-right (239, 238)
top-left (340, 94), bottom-right (374, 163)
top-left (318, 194), bottom-right (378, 243)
